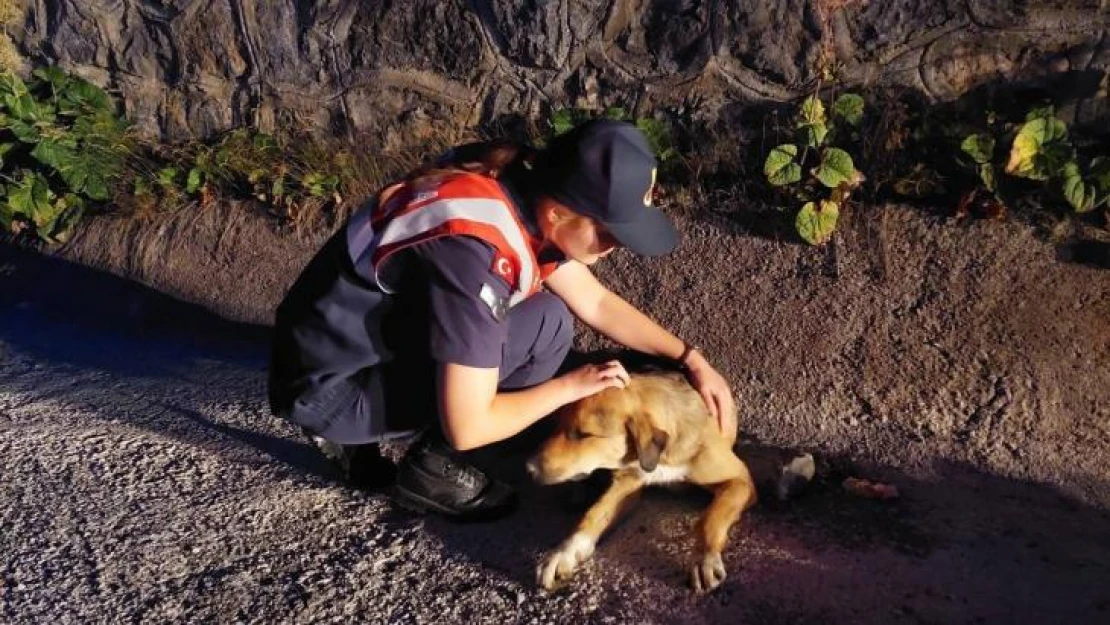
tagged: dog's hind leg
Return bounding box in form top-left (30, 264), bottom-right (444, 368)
top-left (690, 464), bottom-right (757, 593)
top-left (537, 470), bottom-right (645, 591)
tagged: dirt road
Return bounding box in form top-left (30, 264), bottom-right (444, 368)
top-left (1, 242), bottom-right (1108, 624)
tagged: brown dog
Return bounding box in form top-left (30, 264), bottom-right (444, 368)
top-left (526, 371), bottom-right (757, 593)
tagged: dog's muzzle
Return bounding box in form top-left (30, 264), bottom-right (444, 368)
top-left (527, 457), bottom-right (590, 485)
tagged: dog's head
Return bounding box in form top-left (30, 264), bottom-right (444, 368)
top-left (526, 382), bottom-right (669, 485)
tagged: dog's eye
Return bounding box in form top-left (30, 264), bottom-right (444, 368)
top-left (569, 428), bottom-right (594, 441)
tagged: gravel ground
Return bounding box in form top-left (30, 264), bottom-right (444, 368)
top-left (2, 236), bottom-right (1109, 624)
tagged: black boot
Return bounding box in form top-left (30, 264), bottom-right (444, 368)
top-left (304, 428), bottom-right (397, 491)
top-left (391, 431), bottom-right (518, 522)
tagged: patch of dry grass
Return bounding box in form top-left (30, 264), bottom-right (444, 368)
top-left (0, 0), bottom-right (22, 72)
top-left (0, 35), bottom-right (19, 72)
top-left (0, 0), bottom-right (20, 25)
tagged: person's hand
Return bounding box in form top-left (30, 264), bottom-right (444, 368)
top-left (559, 360), bottom-right (631, 403)
top-left (684, 355), bottom-right (737, 436)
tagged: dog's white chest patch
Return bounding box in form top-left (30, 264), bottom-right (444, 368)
top-left (640, 464), bottom-right (689, 485)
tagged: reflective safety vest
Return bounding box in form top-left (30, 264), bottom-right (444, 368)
top-left (345, 172), bottom-right (557, 307)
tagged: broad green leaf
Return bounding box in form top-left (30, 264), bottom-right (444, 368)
top-left (1041, 141), bottom-right (1075, 177)
top-left (979, 163), bottom-right (996, 193)
top-left (186, 168), bottom-right (203, 194)
top-left (271, 175), bottom-right (285, 199)
top-left (31, 171), bottom-right (51, 208)
top-left (0, 141), bottom-right (14, 167)
top-left (800, 122), bottom-right (828, 148)
top-left (30, 137), bottom-right (78, 171)
top-left (301, 172), bottom-right (330, 196)
top-left (1045, 117), bottom-right (1066, 142)
top-left (1060, 161), bottom-right (1081, 179)
top-left (5, 93), bottom-right (33, 120)
top-left (832, 93), bottom-right (864, 127)
top-left (0, 71), bottom-right (29, 98)
top-left (813, 148), bottom-right (856, 188)
top-left (1090, 157), bottom-right (1110, 195)
top-left (1005, 117), bottom-right (1066, 179)
top-left (157, 167), bottom-right (179, 187)
top-left (635, 118), bottom-right (675, 161)
top-left (795, 200), bottom-right (839, 246)
top-left (45, 195), bottom-right (85, 244)
top-left (798, 96), bottom-right (825, 126)
top-left (247, 168), bottom-right (268, 184)
top-left (58, 78), bottom-right (111, 114)
top-left (764, 144), bottom-right (801, 186)
top-left (549, 109), bottom-right (576, 136)
top-left (52, 152), bottom-right (112, 200)
top-left (1064, 174), bottom-right (1096, 213)
top-left (10, 93), bottom-right (55, 123)
top-left (27, 172), bottom-right (58, 227)
top-left (1005, 128), bottom-right (1043, 179)
top-left (7, 119), bottom-right (40, 143)
top-left (1062, 161), bottom-right (1098, 213)
top-left (6, 173), bottom-right (35, 218)
top-left (32, 66), bottom-right (70, 91)
top-left (960, 134), bottom-right (995, 164)
top-left (81, 169), bottom-right (110, 201)
top-left (1025, 105), bottom-right (1055, 122)
top-left (31, 193), bottom-right (65, 228)
top-left (59, 162), bottom-right (88, 193)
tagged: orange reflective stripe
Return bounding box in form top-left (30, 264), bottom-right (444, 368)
top-left (348, 172), bottom-right (543, 307)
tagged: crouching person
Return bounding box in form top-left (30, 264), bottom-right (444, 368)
top-left (267, 120), bottom-right (736, 522)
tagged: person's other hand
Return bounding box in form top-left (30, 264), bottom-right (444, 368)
top-left (559, 360), bottom-right (630, 403)
top-left (684, 355), bottom-right (737, 436)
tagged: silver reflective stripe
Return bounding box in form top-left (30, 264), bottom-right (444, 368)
top-left (346, 198), bottom-right (378, 278)
top-left (351, 197), bottom-right (537, 307)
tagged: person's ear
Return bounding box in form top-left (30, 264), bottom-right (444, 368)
top-left (535, 198), bottom-right (556, 227)
top-left (543, 200), bottom-right (576, 224)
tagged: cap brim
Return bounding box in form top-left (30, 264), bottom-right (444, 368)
top-left (603, 207), bottom-right (679, 257)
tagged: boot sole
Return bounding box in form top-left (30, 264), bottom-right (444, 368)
top-left (391, 484), bottom-right (516, 523)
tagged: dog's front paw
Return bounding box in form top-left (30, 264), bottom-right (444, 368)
top-left (537, 533), bottom-right (596, 591)
top-left (689, 552), bottom-right (726, 593)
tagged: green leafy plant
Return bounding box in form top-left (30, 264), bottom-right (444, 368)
top-left (126, 126), bottom-right (354, 221)
top-left (0, 67), bottom-right (132, 242)
top-left (547, 106), bottom-right (677, 163)
top-left (958, 105), bottom-right (1109, 216)
top-left (763, 93), bottom-right (866, 245)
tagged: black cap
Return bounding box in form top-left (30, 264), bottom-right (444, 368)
top-left (534, 119), bottom-right (679, 256)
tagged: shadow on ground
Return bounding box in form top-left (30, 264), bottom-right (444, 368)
top-left (408, 445), bottom-right (1110, 623)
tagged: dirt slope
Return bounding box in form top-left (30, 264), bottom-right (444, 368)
top-left (2, 200), bottom-right (1109, 623)
top-left (48, 198), bottom-right (1110, 502)
top-left (2, 234), bottom-right (1109, 624)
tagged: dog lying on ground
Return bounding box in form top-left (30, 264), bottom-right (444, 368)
top-left (526, 371), bottom-right (757, 593)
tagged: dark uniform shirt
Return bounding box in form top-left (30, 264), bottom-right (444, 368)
top-left (267, 174), bottom-right (561, 435)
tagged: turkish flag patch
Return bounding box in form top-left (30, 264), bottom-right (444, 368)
top-left (490, 251), bottom-right (516, 286)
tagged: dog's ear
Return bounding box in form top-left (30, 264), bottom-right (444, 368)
top-left (626, 414), bottom-right (669, 472)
